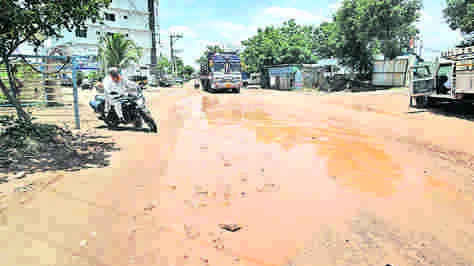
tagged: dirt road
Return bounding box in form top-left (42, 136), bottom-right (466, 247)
top-left (1, 84), bottom-right (473, 266)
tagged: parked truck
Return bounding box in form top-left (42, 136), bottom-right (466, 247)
top-left (409, 45), bottom-right (474, 107)
top-left (247, 73), bottom-right (262, 89)
top-left (200, 50), bottom-right (242, 93)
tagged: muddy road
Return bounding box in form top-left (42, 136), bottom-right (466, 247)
top-left (1, 84), bottom-right (473, 266)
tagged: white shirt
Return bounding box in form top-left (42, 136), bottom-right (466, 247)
top-left (103, 75), bottom-right (126, 96)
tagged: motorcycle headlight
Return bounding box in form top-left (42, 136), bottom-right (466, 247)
top-left (136, 98), bottom-right (145, 106)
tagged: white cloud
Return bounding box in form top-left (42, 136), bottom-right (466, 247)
top-left (263, 7), bottom-right (325, 23)
top-left (329, 2), bottom-right (342, 11)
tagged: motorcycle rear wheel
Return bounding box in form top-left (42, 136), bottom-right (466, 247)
top-left (134, 117), bottom-right (143, 128)
top-left (105, 112), bottom-right (120, 129)
top-left (140, 110), bottom-right (158, 133)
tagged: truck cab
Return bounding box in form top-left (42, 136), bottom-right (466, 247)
top-left (200, 51), bottom-right (242, 93)
top-left (409, 46), bottom-right (473, 107)
top-left (247, 73), bottom-right (261, 88)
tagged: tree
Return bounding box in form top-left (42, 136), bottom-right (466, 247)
top-left (156, 55), bottom-right (171, 77)
top-left (175, 57), bottom-right (184, 76)
top-left (98, 33), bottom-right (142, 75)
top-left (443, 0), bottom-right (474, 34)
top-left (0, 0), bottom-right (111, 122)
top-left (240, 19), bottom-right (318, 74)
top-left (183, 65), bottom-right (195, 77)
top-left (313, 22), bottom-right (339, 59)
top-left (332, 0), bottom-right (422, 79)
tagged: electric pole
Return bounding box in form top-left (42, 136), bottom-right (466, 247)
top-left (148, 0), bottom-right (158, 83)
top-left (169, 33), bottom-right (183, 75)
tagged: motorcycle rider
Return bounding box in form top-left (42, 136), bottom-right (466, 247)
top-left (103, 67), bottom-right (132, 122)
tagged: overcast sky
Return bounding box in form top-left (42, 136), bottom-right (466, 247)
top-left (160, 0), bottom-right (463, 68)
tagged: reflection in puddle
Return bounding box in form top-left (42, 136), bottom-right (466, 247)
top-left (200, 95), bottom-right (404, 198)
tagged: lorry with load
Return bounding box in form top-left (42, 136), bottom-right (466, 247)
top-left (200, 50), bottom-right (242, 93)
top-left (409, 45), bottom-right (474, 107)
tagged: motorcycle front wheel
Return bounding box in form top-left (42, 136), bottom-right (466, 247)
top-left (140, 110), bottom-right (158, 133)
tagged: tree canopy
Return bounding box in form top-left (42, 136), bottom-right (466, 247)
top-left (183, 65), bottom-right (195, 77)
top-left (240, 19), bottom-right (318, 73)
top-left (0, 0), bottom-right (111, 122)
top-left (240, 1), bottom-right (421, 79)
top-left (329, 0), bottom-right (421, 78)
top-left (98, 33), bottom-right (142, 74)
top-left (443, 0), bottom-right (474, 34)
top-left (157, 55), bottom-right (171, 77)
top-left (0, 0), bottom-right (111, 58)
top-left (175, 57), bottom-right (184, 76)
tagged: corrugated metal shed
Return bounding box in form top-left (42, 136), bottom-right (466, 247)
top-left (372, 55), bottom-right (416, 87)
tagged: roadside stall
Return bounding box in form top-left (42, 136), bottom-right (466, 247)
top-left (264, 64), bottom-right (303, 90)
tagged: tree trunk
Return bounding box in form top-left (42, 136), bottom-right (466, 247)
top-left (1, 55), bottom-right (31, 123)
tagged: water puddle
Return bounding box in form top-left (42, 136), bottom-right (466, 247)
top-left (199, 95), bottom-right (404, 198)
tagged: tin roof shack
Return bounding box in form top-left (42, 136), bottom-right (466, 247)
top-left (301, 60), bottom-right (349, 91)
top-left (263, 64), bottom-right (303, 90)
top-left (372, 54), bottom-right (418, 88)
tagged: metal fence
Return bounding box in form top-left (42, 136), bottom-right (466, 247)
top-left (0, 55), bottom-right (97, 129)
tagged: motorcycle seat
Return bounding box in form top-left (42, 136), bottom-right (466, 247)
top-left (94, 95), bottom-right (106, 102)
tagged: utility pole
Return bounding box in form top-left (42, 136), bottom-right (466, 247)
top-left (169, 33), bottom-right (183, 75)
top-left (156, 0), bottom-right (161, 58)
top-left (148, 0), bottom-right (158, 83)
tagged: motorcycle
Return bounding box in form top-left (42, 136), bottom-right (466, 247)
top-left (89, 83), bottom-right (158, 133)
top-left (194, 79), bottom-right (200, 89)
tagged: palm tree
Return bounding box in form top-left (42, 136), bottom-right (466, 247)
top-left (98, 33), bottom-right (143, 75)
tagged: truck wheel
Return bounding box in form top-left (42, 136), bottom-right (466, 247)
top-left (413, 96), bottom-right (429, 108)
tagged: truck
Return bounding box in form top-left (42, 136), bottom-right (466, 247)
top-left (247, 73), bottom-right (262, 88)
top-left (409, 45), bottom-right (474, 107)
top-left (200, 50), bottom-right (242, 93)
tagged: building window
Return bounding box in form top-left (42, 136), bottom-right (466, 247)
top-left (96, 31), bottom-right (101, 35)
top-left (75, 28), bottom-right (88, 38)
top-left (125, 33), bottom-right (129, 37)
top-left (123, 15), bottom-right (128, 19)
top-left (104, 13), bottom-right (116, 21)
top-left (106, 32), bottom-right (114, 36)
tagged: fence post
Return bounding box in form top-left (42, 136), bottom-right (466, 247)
top-left (71, 56), bottom-right (81, 130)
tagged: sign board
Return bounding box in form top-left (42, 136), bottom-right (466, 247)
top-left (73, 55), bottom-right (100, 70)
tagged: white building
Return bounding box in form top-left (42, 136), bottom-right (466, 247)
top-left (28, 0), bottom-right (159, 78)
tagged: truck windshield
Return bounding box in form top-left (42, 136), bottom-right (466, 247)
top-left (230, 63), bottom-right (241, 72)
top-left (213, 63), bottom-right (225, 73)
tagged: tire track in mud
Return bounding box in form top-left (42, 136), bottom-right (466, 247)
top-left (285, 210), bottom-right (474, 266)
